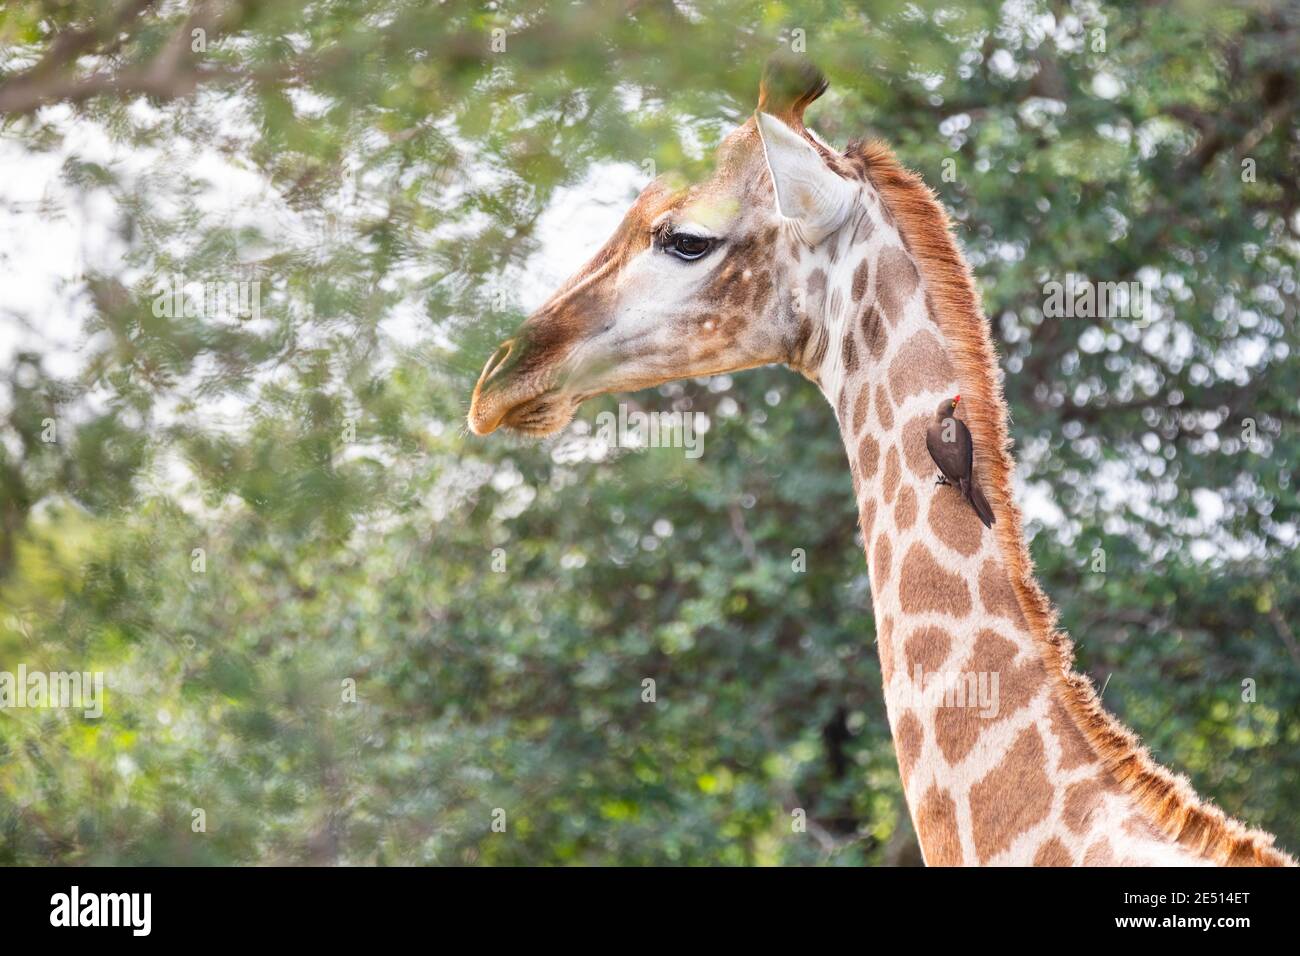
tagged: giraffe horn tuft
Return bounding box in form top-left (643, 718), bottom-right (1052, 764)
top-left (757, 53), bottom-right (828, 128)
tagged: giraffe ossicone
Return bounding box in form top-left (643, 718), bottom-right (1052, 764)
top-left (467, 58), bottom-right (1293, 867)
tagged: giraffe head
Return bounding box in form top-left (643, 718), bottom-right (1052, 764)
top-left (467, 58), bottom-right (862, 436)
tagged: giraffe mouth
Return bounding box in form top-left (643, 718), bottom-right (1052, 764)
top-left (468, 376), bottom-right (583, 437)
top-left (498, 390), bottom-right (580, 437)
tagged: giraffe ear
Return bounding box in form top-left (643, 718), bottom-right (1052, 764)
top-left (755, 111), bottom-right (856, 246)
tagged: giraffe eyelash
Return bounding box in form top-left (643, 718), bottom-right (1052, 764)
top-left (652, 220), bottom-right (681, 247)
top-left (653, 220), bottom-right (716, 244)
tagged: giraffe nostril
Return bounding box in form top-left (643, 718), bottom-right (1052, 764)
top-left (482, 339), bottom-right (514, 383)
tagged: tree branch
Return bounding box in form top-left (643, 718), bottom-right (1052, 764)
top-left (0, 0), bottom-right (248, 116)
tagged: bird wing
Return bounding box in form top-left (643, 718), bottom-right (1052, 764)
top-left (957, 418), bottom-right (974, 476)
top-left (925, 424), bottom-right (945, 472)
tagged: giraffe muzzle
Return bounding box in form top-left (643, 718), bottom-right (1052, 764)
top-left (468, 337), bottom-right (577, 437)
top-left (467, 339), bottom-right (517, 435)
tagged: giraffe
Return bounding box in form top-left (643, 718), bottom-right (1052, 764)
top-left (467, 58), bottom-right (1293, 867)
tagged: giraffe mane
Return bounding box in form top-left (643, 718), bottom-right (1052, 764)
top-left (846, 137), bottom-right (1295, 867)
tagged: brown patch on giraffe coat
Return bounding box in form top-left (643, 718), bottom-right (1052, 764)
top-left (727, 272), bottom-right (753, 311)
top-left (978, 559), bottom-right (1027, 626)
top-left (717, 294), bottom-right (751, 340)
top-left (878, 614), bottom-right (895, 686)
top-left (887, 330), bottom-right (954, 407)
top-left (692, 312), bottom-right (720, 332)
top-left (1083, 839), bottom-right (1116, 866)
top-left (851, 258), bottom-right (871, 303)
top-left (750, 271), bottom-right (772, 311)
top-left (804, 324), bottom-right (830, 372)
top-left (861, 304), bottom-right (888, 359)
top-left (1048, 700), bottom-right (1097, 771)
top-left (1063, 776), bottom-right (1107, 835)
top-left (901, 415), bottom-right (933, 477)
top-left (702, 237), bottom-right (763, 312)
top-left (858, 435), bottom-right (880, 480)
top-left (917, 786), bottom-right (963, 866)
top-left (842, 327), bottom-right (859, 374)
top-left (788, 311), bottom-right (813, 367)
top-left (894, 709), bottom-right (922, 783)
top-left (851, 208), bottom-right (875, 246)
top-left (904, 625), bottom-right (952, 679)
top-left (881, 448), bottom-right (901, 503)
top-left (899, 543), bottom-right (971, 616)
top-left (851, 386), bottom-right (870, 435)
top-left (969, 727), bottom-right (1054, 863)
top-left (793, 268), bottom-right (831, 372)
top-left (858, 500), bottom-right (877, 554)
top-left (1033, 838), bottom-right (1074, 867)
top-left (933, 629), bottom-right (1046, 764)
top-left (875, 383), bottom-right (894, 430)
top-left (805, 267), bottom-right (827, 303)
top-left (873, 535), bottom-right (892, 587)
top-left (894, 485), bottom-right (917, 530)
top-left (876, 245), bottom-right (919, 326)
top-left (1124, 814), bottom-right (1164, 842)
top-left (828, 287), bottom-right (845, 325)
top-left (927, 487), bottom-right (983, 557)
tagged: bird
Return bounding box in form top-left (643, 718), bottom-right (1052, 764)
top-left (925, 395), bottom-right (995, 528)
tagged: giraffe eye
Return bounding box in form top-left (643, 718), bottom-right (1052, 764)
top-left (664, 232), bottom-right (714, 261)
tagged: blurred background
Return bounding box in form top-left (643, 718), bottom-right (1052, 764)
top-left (0, 0), bottom-right (1296, 865)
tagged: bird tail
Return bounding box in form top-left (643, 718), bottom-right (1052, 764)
top-left (964, 479), bottom-right (995, 528)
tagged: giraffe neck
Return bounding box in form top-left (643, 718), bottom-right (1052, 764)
top-left (787, 186), bottom-right (1208, 866)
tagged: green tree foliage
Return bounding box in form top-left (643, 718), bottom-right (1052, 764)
top-left (0, 0), bottom-right (1296, 864)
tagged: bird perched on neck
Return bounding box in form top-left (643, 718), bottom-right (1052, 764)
top-left (925, 395), bottom-right (995, 529)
